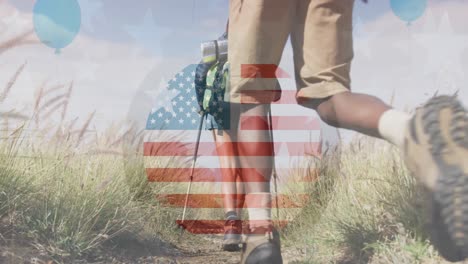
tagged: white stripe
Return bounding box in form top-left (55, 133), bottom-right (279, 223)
top-left (249, 104), bottom-right (319, 117)
top-left (239, 105), bottom-right (317, 117)
top-left (144, 156), bottom-right (319, 169)
top-left (149, 182), bottom-right (315, 194)
top-left (157, 208), bottom-right (303, 221)
top-left (144, 130), bottom-right (321, 143)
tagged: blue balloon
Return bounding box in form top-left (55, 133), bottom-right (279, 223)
top-left (390, 0), bottom-right (427, 24)
top-left (33, 0), bottom-right (81, 54)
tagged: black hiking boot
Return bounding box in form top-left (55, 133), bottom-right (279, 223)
top-left (222, 212), bottom-right (242, 252)
top-left (240, 225), bottom-right (282, 264)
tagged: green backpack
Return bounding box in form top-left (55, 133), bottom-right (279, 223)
top-left (194, 59), bottom-right (230, 128)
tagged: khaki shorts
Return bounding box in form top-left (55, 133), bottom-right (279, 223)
top-left (228, 0), bottom-right (354, 104)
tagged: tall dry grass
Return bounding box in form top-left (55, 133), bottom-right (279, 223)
top-left (281, 137), bottom-right (455, 264)
top-left (0, 32), bottom-right (184, 263)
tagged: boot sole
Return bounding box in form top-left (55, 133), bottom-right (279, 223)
top-left (222, 234), bottom-right (241, 252)
top-left (422, 96), bottom-right (468, 262)
top-left (222, 243), bottom-right (241, 252)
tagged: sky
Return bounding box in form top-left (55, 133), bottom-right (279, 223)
top-left (1, 0), bottom-right (468, 142)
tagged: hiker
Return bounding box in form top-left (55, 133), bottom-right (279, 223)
top-left (195, 31), bottom-right (247, 252)
top-left (208, 116), bottom-right (246, 252)
top-left (222, 0), bottom-right (468, 263)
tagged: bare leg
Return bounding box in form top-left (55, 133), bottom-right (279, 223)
top-left (298, 91), bottom-right (391, 137)
top-left (236, 104), bottom-right (273, 194)
top-left (222, 103), bottom-right (273, 228)
top-left (236, 174), bottom-right (245, 216)
top-left (212, 129), bottom-right (244, 215)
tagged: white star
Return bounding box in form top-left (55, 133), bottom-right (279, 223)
top-left (186, 77), bottom-right (191, 82)
top-left (179, 107), bottom-right (184, 112)
top-left (144, 88), bottom-right (158, 105)
top-left (151, 119), bottom-right (156, 124)
top-left (179, 118), bottom-right (184, 124)
top-left (124, 10), bottom-right (171, 55)
top-left (158, 112), bottom-right (163, 118)
top-left (78, 0), bottom-right (103, 32)
top-left (192, 119), bottom-right (197, 124)
top-left (179, 96), bottom-right (184, 101)
top-left (192, 83), bottom-right (195, 88)
top-left (353, 16), bottom-right (376, 59)
top-left (151, 108), bottom-right (157, 114)
top-left (191, 71), bottom-right (196, 77)
top-left (414, 12), bottom-right (468, 78)
top-left (191, 107), bottom-right (198, 112)
top-left (77, 52), bottom-right (100, 82)
top-left (186, 88), bottom-right (191, 94)
top-left (185, 101), bottom-right (191, 106)
top-left (172, 101), bottom-right (177, 106)
top-left (145, 77), bottom-right (176, 115)
top-left (178, 72), bottom-right (184, 77)
top-left (186, 112), bottom-right (191, 118)
top-left (191, 96), bottom-right (196, 101)
top-left (179, 82), bottom-right (184, 88)
top-left (165, 119), bottom-right (170, 124)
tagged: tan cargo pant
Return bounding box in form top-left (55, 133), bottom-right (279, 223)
top-left (228, 0), bottom-right (354, 104)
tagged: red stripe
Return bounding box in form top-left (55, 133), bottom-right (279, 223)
top-left (241, 64), bottom-right (290, 79)
top-left (240, 116), bottom-right (320, 130)
top-left (157, 194), bottom-right (309, 208)
top-left (146, 168), bottom-right (320, 182)
top-left (176, 220), bottom-right (289, 234)
top-left (143, 142), bottom-right (321, 157)
top-left (241, 90), bottom-right (298, 104)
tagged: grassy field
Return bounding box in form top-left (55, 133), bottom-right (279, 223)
top-left (0, 33), bottom-right (465, 264)
top-left (0, 120), bottom-right (463, 263)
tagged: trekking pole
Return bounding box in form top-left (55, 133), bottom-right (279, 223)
top-left (180, 112), bottom-right (206, 229)
top-left (268, 110), bottom-right (280, 221)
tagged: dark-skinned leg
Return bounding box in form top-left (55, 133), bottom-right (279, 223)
top-left (298, 91), bottom-right (391, 138)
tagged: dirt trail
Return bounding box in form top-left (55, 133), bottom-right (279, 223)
top-left (144, 235), bottom-right (306, 264)
top-left (0, 233), bottom-right (306, 263)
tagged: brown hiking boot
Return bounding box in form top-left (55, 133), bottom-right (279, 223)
top-left (240, 225), bottom-right (282, 264)
top-left (222, 213), bottom-right (242, 252)
top-left (403, 95), bottom-right (468, 262)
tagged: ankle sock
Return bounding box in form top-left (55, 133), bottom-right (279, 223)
top-left (247, 192), bottom-right (272, 229)
top-left (225, 211), bottom-right (239, 221)
top-left (378, 109), bottom-right (411, 148)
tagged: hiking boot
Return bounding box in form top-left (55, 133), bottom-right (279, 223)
top-left (240, 226), bottom-right (282, 264)
top-left (403, 95), bottom-right (468, 262)
top-left (222, 213), bottom-right (242, 252)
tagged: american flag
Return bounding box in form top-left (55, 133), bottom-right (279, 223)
top-left (144, 63), bottom-right (328, 234)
